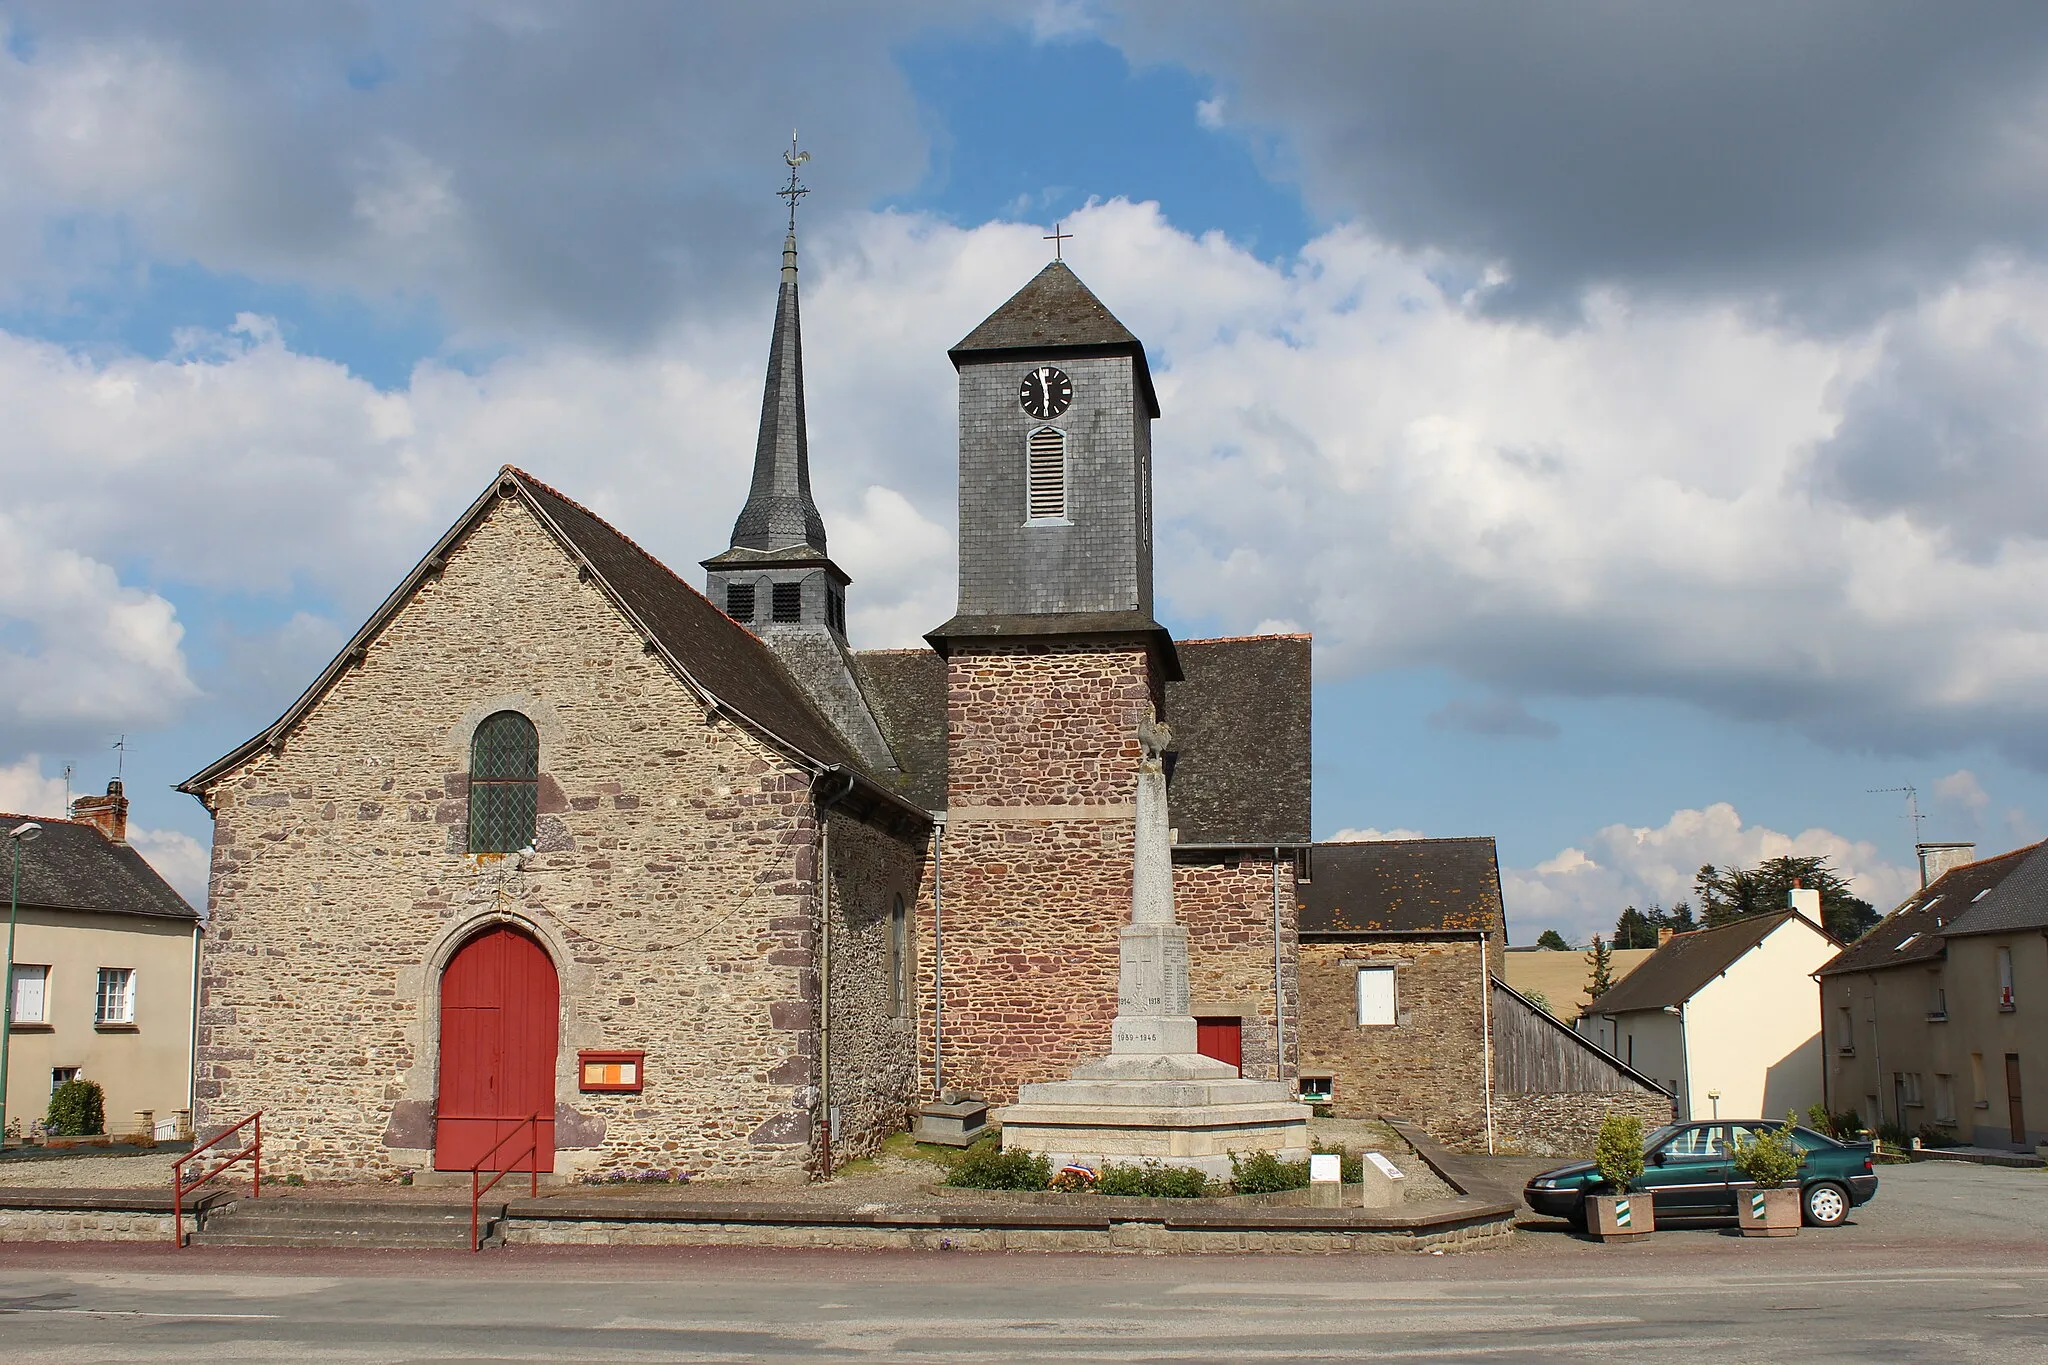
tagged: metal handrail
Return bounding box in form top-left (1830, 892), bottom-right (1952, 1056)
top-left (469, 1113), bottom-right (541, 1252)
top-left (171, 1111), bottom-right (261, 1247)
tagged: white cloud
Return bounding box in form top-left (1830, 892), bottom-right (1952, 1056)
top-left (1933, 768), bottom-right (1990, 814)
top-left (1326, 827), bottom-right (1429, 843)
top-left (0, 756), bottom-right (72, 817)
top-left (1195, 97), bottom-right (1226, 131)
top-left (129, 824), bottom-right (209, 909)
top-left (1503, 803), bottom-right (1919, 945)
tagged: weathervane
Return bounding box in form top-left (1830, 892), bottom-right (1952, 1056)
top-left (1044, 221), bottom-right (1073, 261)
top-left (777, 130), bottom-right (811, 234)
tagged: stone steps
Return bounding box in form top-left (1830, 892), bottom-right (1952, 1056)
top-left (188, 1197), bottom-right (504, 1249)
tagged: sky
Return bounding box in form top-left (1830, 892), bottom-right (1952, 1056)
top-left (6, 1), bottom-right (2048, 946)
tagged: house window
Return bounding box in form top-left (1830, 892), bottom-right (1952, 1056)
top-left (468, 710), bottom-right (539, 854)
top-left (1356, 965), bottom-right (1397, 1027)
top-left (1836, 1005), bottom-right (1855, 1054)
top-left (9, 964), bottom-right (47, 1024)
top-left (1299, 1076), bottom-right (1334, 1103)
top-left (51, 1067), bottom-right (79, 1093)
top-left (1934, 1074), bottom-right (1956, 1124)
top-left (887, 893), bottom-right (909, 1018)
top-left (1971, 1053), bottom-right (1987, 1109)
top-left (95, 968), bottom-right (135, 1026)
top-left (725, 582), bottom-right (756, 622)
top-left (1026, 426), bottom-right (1067, 522)
top-left (771, 582), bottom-right (803, 623)
top-left (1997, 947), bottom-right (2015, 1010)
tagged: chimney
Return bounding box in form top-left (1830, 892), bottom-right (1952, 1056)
top-left (1787, 883), bottom-right (1821, 921)
top-left (1916, 842), bottom-right (1975, 889)
top-left (72, 778), bottom-right (128, 844)
top-left (1656, 927), bottom-right (1675, 947)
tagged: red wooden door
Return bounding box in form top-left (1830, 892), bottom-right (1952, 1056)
top-left (435, 927), bottom-right (558, 1171)
top-left (1196, 1017), bottom-right (1244, 1076)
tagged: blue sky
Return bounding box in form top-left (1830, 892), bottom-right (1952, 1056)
top-left (7, 3), bottom-right (2048, 942)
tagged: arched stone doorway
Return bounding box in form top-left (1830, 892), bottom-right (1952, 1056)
top-left (434, 925), bottom-right (558, 1172)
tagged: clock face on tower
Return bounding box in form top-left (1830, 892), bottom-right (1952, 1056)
top-left (1018, 366), bottom-right (1074, 420)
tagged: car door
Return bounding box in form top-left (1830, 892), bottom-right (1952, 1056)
top-left (1644, 1125), bottom-right (1734, 1213)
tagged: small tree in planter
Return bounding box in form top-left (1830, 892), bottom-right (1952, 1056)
top-left (1585, 1112), bottom-right (1654, 1242)
top-left (1731, 1113), bottom-right (1807, 1237)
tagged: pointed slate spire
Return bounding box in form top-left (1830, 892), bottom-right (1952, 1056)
top-left (728, 228), bottom-right (827, 553)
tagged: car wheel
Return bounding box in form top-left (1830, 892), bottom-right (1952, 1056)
top-left (1803, 1181), bottom-right (1849, 1227)
top-left (1566, 1203), bottom-right (1588, 1233)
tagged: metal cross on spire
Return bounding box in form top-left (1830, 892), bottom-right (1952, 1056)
top-left (777, 131), bottom-right (811, 234)
top-left (1044, 221), bottom-right (1073, 260)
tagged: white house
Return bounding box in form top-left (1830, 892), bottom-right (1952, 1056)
top-left (1578, 909), bottom-right (1840, 1122)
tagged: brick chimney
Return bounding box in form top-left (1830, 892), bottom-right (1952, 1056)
top-left (72, 778), bottom-right (128, 844)
top-left (1656, 927), bottom-right (1675, 947)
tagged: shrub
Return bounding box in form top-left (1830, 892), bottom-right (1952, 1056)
top-left (45, 1079), bottom-right (104, 1137)
top-left (1915, 1125), bottom-right (1963, 1149)
top-left (1732, 1113), bottom-right (1808, 1188)
top-left (943, 1141), bottom-right (1051, 1191)
top-left (1806, 1104), bottom-right (1869, 1141)
top-left (1229, 1150), bottom-right (1311, 1194)
top-left (1098, 1161), bottom-right (1209, 1198)
top-left (1594, 1112), bottom-right (1646, 1192)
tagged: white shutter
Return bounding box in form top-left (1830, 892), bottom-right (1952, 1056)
top-left (1027, 427), bottom-right (1066, 520)
top-left (11, 965), bottom-right (46, 1024)
top-left (1356, 966), bottom-right (1397, 1026)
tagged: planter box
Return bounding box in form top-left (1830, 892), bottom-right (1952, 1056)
top-left (1586, 1192), bottom-right (1654, 1243)
top-left (1736, 1186), bottom-right (1801, 1237)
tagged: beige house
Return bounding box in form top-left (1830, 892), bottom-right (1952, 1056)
top-left (1817, 840), bottom-right (2047, 1150)
top-left (4, 784), bottom-right (201, 1142)
top-left (1578, 910), bottom-right (1841, 1122)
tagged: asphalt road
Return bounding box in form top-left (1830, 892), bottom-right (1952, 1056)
top-left (0, 1163), bottom-right (2042, 1362)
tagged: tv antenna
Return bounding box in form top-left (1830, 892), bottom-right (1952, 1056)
top-left (61, 761), bottom-right (75, 812)
top-left (1869, 784), bottom-right (1924, 843)
top-left (112, 734), bottom-right (128, 781)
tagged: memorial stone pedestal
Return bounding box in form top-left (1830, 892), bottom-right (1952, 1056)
top-left (996, 721), bottom-right (1312, 1179)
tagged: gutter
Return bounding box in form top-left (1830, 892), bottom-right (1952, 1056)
top-left (812, 768), bottom-right (858, 1179)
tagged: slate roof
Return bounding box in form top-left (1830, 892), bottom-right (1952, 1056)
top-left (184, 469), bottom-right (919, 824)
top-left (846, 634), bottom-right (1312, 843)
top-left (0, 814), bottom-right (198, 922)
top-left (1586, 912), bottom-right (1832, 1014)
top-left (1815, 842), bottom-right (2039, 976)
top-left (1165, 636), bottom-right (1311, 846)
top-left (1934, 839), bottom-right (2048, 939)
top-left (848, 649), bottom-right (949, 812)
top-left (949, 261), bottom-right (1160, 417)
top-left (1297, 838), bottom-right (1506, 936)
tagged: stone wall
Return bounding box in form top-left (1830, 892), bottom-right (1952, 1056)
top-left (1176, 851), bottom-right (1298, 1083)
top-left (194, 495), bottom-right (874, 1183)
top-left (1297, 936), bottom-right (1499, 1151)
top-left (820, 808), bottom-right (925, 1167)
top-left (1489, 1089), bottom-right (1676, 1158)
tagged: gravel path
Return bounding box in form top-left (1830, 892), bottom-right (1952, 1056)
top-left (0, 1149), bottom-right (187, 1188)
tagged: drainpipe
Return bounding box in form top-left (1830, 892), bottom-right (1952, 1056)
top-left (1478, 932), bottom-right (1495, 1154)
top-left (1677, 1000), bottom-right (1693, 1122)
top-left (1867, 972), bottom-right (1884, 1130)
top-left (931, 816), bottom-right (945, 1097)
top-left (812, 768), bottom-right (857, 1178)
top-left (1271, 848), bottom-right (1284, 1083)
top-left (187, 919), bottom-right (203, 1129)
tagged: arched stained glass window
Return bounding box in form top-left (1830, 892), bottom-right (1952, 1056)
top-left (468, 711), bottom-right (538, 853)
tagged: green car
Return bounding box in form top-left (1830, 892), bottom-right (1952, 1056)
top-left (1523, 1120), bottom-right (1878, 1229)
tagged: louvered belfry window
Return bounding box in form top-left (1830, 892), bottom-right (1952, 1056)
top-left (1026, 427), bottom-right (1067, 521)
top-left (725, 582), bottom-right (756, 622)
top-left (468, 711), bottom-right (539, 854)
top-left (771, 582), bottom-right (803, 623)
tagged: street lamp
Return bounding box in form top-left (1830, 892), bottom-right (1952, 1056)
top-left (2, 821), bottom-right (43, 1151)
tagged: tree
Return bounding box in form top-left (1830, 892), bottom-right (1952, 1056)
top-left (1584, 935), bottom-right (1616, 1006)
top-left (1535, 929), bottom-right (1571, 951)
top-left (1694, 855), bottom-right (1879, 942)
top-left (1614, 901), bottom-right (1697, 949)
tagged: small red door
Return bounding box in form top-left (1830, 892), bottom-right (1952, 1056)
top-left (1196, 1017), bottom-right (1244, 1076)
top-left (2009, 1055), bottom-right (2026, 1146)
top-left (435, 927), bottom-right (558, 1171)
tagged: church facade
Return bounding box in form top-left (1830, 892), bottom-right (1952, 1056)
top-left (181, 226), bottom-right (1310, 1182)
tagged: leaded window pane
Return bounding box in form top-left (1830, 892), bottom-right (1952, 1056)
top-left (468, 711), bottom-right (538, 853)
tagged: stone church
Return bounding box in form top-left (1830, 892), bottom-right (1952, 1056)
top-left (180, 221), bottom-right (1311, 1182)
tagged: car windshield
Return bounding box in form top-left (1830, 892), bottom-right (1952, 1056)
top-left (1643, 1125), bottom-right (1682, 1149)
